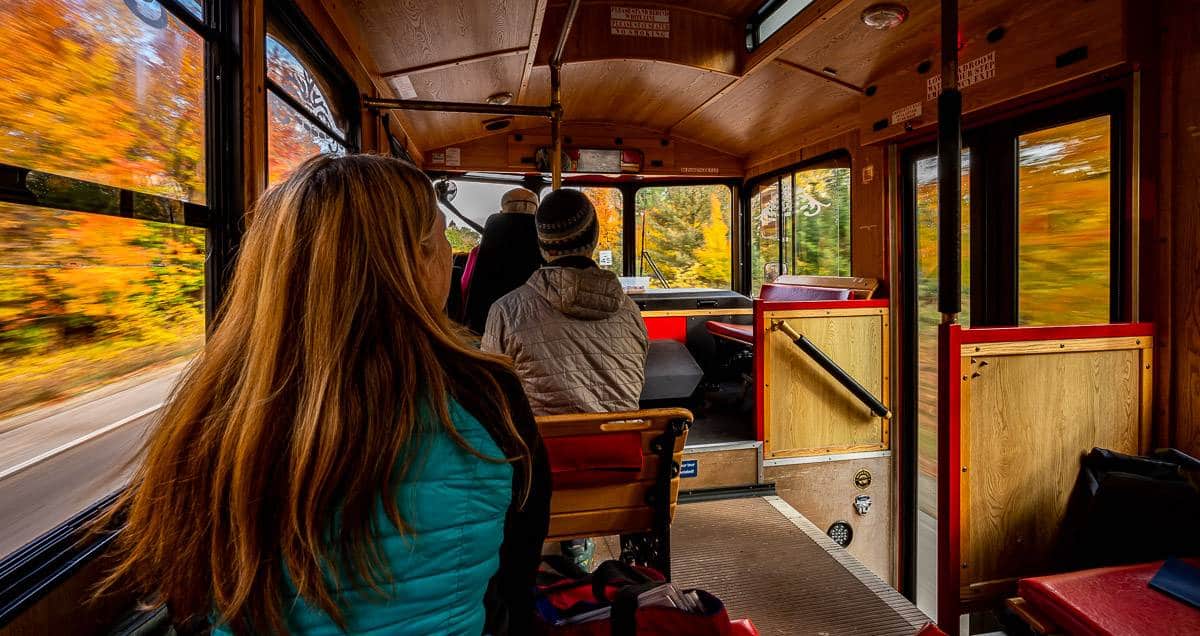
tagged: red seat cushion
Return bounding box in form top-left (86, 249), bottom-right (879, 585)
top-left (543, 432), bottom-right (644, 489)
top-left (730, 619), bottom-right (760, 636)
top-left (706, 321), bottom-right (753, 345)
top-left (1019, 560), bottom-right (1200, 636)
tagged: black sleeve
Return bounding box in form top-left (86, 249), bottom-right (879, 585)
top-left (484, 372), bottom-right (551, 635)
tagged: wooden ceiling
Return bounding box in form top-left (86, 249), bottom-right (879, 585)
top-left (335, 0), bottom-right (1106, 162)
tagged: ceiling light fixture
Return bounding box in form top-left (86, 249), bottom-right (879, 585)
top-left (485, 91), bottom-right (514, 106)
top-left (860, 3), bottom-right (909, 30)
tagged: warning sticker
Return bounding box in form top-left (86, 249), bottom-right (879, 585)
top-left (444, 148), bottom-right (461, 167)
top-left (611, 6), bottom-right (669, 39)
top-left (598, 250), bottom-right (613, 267)
top-left (891, 101), bottom-right (922, 126)
top-left (431, 151), bottom-right (445, 164)
top-left (393, 75), bottom-right (417, 100)
top-left (926, 51), bottom-right (996, 101)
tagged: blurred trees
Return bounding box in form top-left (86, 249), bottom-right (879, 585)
top-left (636, 185), bottom-right (732, 289)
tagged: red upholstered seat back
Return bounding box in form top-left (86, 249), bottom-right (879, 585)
top-left (543, 432), bottom-right (644, 489)
top-left (760, 283), bottom-right (851, 302)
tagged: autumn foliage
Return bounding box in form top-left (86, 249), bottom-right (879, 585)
top-left (0, 0), bottom-right (207, 419)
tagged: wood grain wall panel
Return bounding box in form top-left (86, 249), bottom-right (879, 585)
top-left (859, 0), bottom-right (1127, 145)
top-left (522, 61), bottom-right (735, 131)
top-left (1159, 2), bottom-right (1200, 456)
top-left (673, 63), bottom-right (859, 157)
top-left (766, 456), bottom-right (894, 584)
top-left (421, 123), bottom-right (743, 176)
top-left (762, 308), bottom-right (889, 458)
top-left (959, 340), bottom-right (1152, 604)
top-left (534, 3), bottom-right (741, 75)
top-left (352, 0), bottom-right (536, 75)
top-left (743, 0), bottom-right (859, 74)
top-left (777, 0), bottom-right (938, 89)
top-left (242, 0), bottom-right (267, 208)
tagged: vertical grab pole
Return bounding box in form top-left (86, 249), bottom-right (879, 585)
top-left (550, 63), bottom-right (563, 190)
top-left (936, 1), bottom-right (963, 634)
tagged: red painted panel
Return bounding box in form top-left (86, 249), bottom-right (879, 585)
top-left (759, 298), bottom-right (890, 312)
top-left (937, 323), bottom-right (963, 635)
top-left (642, 316), bottom-right (687, 343)
top-left (958, 322), bottom-right (1154, 344)
top-left (754, 300), bottom-right (765, 443)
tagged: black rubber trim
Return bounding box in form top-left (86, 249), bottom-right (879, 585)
top-left (0, 491), bottom-right (122, 626)
top-left (678, 483), bottom-right (776, 504)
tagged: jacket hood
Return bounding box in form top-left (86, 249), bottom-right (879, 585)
top-left (526, 266), bottom-right (625, 320)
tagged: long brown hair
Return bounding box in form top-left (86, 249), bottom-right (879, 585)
top-left (98, 155), bottom-right (530, 633)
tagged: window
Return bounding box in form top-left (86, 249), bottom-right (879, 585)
top-left (635, 185), bottom-right (732, 290)
top-left (265, 22), bottom-right (354, 184)
top-left (908, 150), bottom-right (970, 620)
top-left (0, 0), bottom-right (210, 561)
top-left (746, 0), bottom-right (816, 52)
top-left (569, 187), bottom-right (623, 275)
top-left (1018, 116), bottom-right (1112, 325)
top-left (748, 156), bottom-right (851, 296)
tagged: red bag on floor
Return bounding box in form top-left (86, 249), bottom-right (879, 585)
top-left (533, 558), bottom-right (733, 636)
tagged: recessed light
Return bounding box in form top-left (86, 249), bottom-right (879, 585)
top-left (485, 91), bottom-right (513, 105)
top-left (861, 3), bottom-right (908, 30)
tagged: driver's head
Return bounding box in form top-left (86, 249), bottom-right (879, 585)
top-left (500, 187), bottom-right (538, 214)
top-left (535, 189), bottom-right (598, 262)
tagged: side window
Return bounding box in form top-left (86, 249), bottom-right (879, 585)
top-left (749, 179), bottom-right (781, 296)
top-left (748, 155), bottom-right (851, 296)
top-left (265, 27), bottom-right (353, 183)
top-left (1017, 115), bottom-right (1112, 325)
top-left (568, 187), bottom-right (623, 275)
top-left (635, 185), bottom-right (733, 290)
top-left (792, 165), bottom-right (851, 277)
top-left (0, 0), bottom-right (208, 559)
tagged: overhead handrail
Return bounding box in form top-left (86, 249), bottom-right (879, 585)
top-left (771, 320), bottom-right (892, 420)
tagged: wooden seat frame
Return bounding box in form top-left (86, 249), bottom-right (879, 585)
top-left (536, 408), bottom-right (692, 578)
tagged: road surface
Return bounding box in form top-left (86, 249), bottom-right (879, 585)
top-left (0, 364), bottom-right (185, 559)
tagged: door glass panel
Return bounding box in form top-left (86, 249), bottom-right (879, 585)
top-left (1017, 116), bottom-right (1111, 325)
top-left (749, 180), bottom-right (780, 296)
top-left (913, 150), bottom-right (970, 620)
top-left (635, 185), bottom-right (732, 290)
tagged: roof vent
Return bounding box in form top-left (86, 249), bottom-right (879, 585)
top-left (861, 3), bottom-right (908, 30)
top-left (483, 117), bottom-right (512, 131)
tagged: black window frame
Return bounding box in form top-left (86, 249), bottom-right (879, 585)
top-left (745, 0), bottom-right (818, 53)
top-left (628, 180), bottom-right (741, 290)
top-left (265, 0), bottom-right (361, 161)
top-left (0, 0), bottom-right (240, 623)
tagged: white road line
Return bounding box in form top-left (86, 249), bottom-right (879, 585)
top-left (0, 403), bottom-right (164, 482)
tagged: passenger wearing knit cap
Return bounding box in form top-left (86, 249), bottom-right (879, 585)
top-left (461, 187), bottom-right (544, 333)
top-left (482, 188), bottom-right (648, 416)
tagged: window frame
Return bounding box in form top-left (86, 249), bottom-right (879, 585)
top-left (265, 0), bottom-right (361, 164)
top-left (630, 181), bottom-right (739, 290)
top-left (0, 0), bottom-right (239, 621)
top-left (745, 0), bottom-right (817, 53)
top-left (742, 149), bottom-right (853, 295)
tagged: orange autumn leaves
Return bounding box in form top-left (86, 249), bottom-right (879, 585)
top-left (0, 0), bottom-right (205, 204)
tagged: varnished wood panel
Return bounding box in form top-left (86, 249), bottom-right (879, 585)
top-left (959, 342), bottom-right (1152, 602)
top-left (421, 123), bottom-right (744, 176)
top-left (673, 62), bottom-right (860, 158)
top-left (859, 0), bottom-right (1128, 145)
top-left (352, 0), bottom-right (536, 75)
top-left (765, 455), bottom-right (894, 584)
top-left (0, 557), bottom-right (130, 636)
top-left (1159, 2), bottom-right (1200, 457)
top-left (762, 308), bottom-right (889, 458)
top-left (523, 61), bottom-right (735, 132)
top-left (534, 3), bottom-right (741, 75)
top-left (778, 0), bottom-right (939, 89)
top-left (680, 445), bottom-right (760, 489)
top-left (242, 0), bottom-right (266, 208)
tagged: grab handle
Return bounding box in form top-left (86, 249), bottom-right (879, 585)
top-left (772, 320), bottom-right (892, 420)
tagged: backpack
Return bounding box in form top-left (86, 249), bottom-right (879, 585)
top-left (532, 556), bottom-right (733, 636)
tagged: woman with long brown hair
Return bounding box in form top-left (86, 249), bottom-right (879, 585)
top-left (99, 154), bottom-right (550, 634)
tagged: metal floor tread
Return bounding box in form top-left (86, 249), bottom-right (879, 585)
top-left (669, 496), bottom-right (931, 635)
